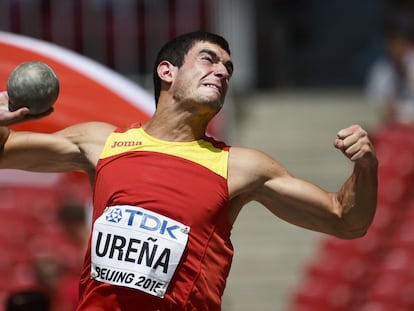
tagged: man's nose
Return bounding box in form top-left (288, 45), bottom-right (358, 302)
top-left (214, 62), bottom-right (230, 79)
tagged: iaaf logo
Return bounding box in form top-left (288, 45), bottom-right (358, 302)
top-left (106, 208), bottom-right (123, 223)
top-left (105, 207), bottom-right (181, 240)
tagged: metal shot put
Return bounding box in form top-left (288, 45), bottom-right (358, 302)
top-left (7, 61), bottom-right (59, 115)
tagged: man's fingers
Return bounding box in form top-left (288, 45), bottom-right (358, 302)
top-left (336, 125), bottom-right (359, 139)
top-left (345, 140), bottom-right (362, 157)
top-left (0, 107), bottom-right (31, 126)
top-left (334, 125), bottom-right (375, 163)
top-left (342, 132), bottom-right (360, 148)
top-left (0, 90), bottom-right (53, 126)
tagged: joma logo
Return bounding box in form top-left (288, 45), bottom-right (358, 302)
top-left (111, 140), bottom-right (142, 148)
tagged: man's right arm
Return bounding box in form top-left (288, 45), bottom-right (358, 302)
top-left (0, 121), bottom-right (116, 174)
top-left (0, 128), bottom-right (88, 172)
top-left (0, 91), bottom-right (115, 174)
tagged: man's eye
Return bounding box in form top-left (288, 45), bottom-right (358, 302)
top-left (202, 57), bottom-right (213, 63)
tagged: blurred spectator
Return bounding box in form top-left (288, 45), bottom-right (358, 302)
top-left (366, 7), bottom-right (414, 125)
top-left (6, 289), bottom-right (50, 311)
top-left (57, 202), bottom-right (89, 252)
top-left (365, 5), bottom-right (414, 196)
top-left (35, 256), bottom-right (78, 311)
top-left (29, 203), bottom-right (91, 311)
top-left (56, 202), bottom-right (90, 283)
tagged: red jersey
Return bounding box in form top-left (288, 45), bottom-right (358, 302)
top-left (77, 126), bottom-right (233, 310)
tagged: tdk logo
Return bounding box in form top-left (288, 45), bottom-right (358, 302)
top-left (125, 209), bottom-right (180, 240)
top-left (106, 208), bottom-right (123, 223)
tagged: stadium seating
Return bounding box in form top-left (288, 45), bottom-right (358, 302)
top-left (288, 125), bottom-right (414, 311)
top-left (0, 172), bottom-right (92, 311)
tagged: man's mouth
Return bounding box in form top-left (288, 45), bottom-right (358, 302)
top-left (203, 83), bottom-right (220, 92)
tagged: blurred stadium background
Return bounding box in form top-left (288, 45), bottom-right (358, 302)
top-left (1, 1), bottom-right (414, 311)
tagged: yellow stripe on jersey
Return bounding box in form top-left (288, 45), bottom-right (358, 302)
top-left (100, 127), bottom-right (229, 178)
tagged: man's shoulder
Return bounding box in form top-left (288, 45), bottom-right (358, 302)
top-left (229, 146), bottom-right (269, 173)
top-left (57, 121), bottom-right (116, 159)
top-left (229, 146), bottom-right (286, 178)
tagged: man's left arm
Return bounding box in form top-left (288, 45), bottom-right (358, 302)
top-left (232, 125), bottom-right (378, 239)
top-left (330, 124), bottom-right (378, 237)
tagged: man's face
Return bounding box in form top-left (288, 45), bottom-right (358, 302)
top-left (171, 41), bottom-right (233, 112)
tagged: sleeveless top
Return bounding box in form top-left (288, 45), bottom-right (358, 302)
top-left (77, 125), bottom-right (234, 310)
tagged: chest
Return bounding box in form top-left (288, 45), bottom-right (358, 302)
top-left (94, 150), bottom-right (229, 227)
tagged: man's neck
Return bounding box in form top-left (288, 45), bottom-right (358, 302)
top-left (142, 105), bottom-right (212, 142)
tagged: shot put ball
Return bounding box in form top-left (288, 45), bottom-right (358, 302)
top-left (7, 61), bottom-right (59, 115)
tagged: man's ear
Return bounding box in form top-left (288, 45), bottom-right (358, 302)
top-left (157, 61), bottom-right (176, 83)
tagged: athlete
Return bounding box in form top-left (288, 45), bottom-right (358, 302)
top-left (0, 31), bottom-right (378, 310)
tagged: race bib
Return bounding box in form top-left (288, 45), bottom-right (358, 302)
top-left (91, 205), bottom-right (190, 298)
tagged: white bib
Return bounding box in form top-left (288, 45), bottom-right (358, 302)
top-left (91, 205), bottom-right (190, 298)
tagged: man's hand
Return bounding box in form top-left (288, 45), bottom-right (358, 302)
top-left (0, 91), bottom-right (53, 126)
top-left (334, 124), bottom-right (377, 166)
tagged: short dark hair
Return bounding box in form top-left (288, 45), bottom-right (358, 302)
top-left (152, 31), bottom-right (231, 105)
